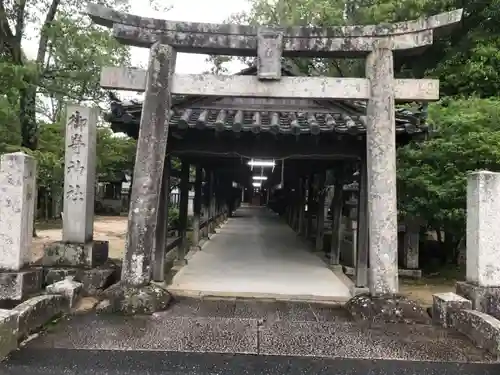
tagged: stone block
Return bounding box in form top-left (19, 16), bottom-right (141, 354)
top-left (43, 268), bottom-right (77, 286)
top-left (432, 292), bottom-right (472, 328)
top-left (456, 281), bottom-right (500, 320)
top-left (0, 268), bottom-right (43, 300)
top-left (46, 278), bottom-right (83, 308)
top-left (466, 171), bottom-right (500, 287)
top-left (0, 152), bottom-right (37, 271)
top-left (345, 293), bottom-right (431, 324)
top-left (399, 268), bottom-right (423, 279)
top-left (451, 309), bottom-right (500, 358)
top-left (42, 240), bottom-right (108, 268)
top-left (97, 281), bottom-right (171, 315)
top-left (13, 294), bottom-right (69, 339)
top-left (0, 309), bottom-right (18, 360)
top-left (73, 266), bottom-right (117, 296)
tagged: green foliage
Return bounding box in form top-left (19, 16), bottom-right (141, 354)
top-left (96, 128), bottom-right (136, 182)
top-left (397, 98), bottom-right (500, 251)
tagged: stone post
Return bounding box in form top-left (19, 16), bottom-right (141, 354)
top-left (365, 46), bottom-right (399, 296)
top-left (403, 218), bottom-right (420, 270)
top-left (43, 105), bottom-right (108, 269)
top-left (456, 171), bottom-right (500, 319)
top-left (121, 43), bottom-right (176, 287)
top-left (0, 152), bottom-right (42, 300)
top-left (466, 171), bottom-right (500, 284)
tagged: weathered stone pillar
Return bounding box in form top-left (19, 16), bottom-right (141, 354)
top-left (99, 43), bottom-right (176, 314)
top-left (403, 219), bottom-right (420, 270)
top-left (43, 105), bottom-right (108, 269)
top-left (329, 180), bottom-right (344, 266)
top-left (0, 152), bottom-right (42, 300)
top-left (315, 171), bottom-right (326, 252)
top-left (456, 171), bottom-right (500, 319)
top-left (191, 165), bottom-right (203, 250)
top-left (152, 156), bottom-right (170, 282)
top-left (356, 160), bottom-right (369, 288)
top-left (176, 160), bottom-right (190, 265)
top-left (365, 46), bottom-right (398, 295)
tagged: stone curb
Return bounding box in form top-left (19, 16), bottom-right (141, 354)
top-left (0, 294), bottom-right (71, 361)
top-left (451, 309), bottom-right (500, 358)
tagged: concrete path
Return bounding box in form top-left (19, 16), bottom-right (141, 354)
top-left (168, 206), bottom-right (352, 302)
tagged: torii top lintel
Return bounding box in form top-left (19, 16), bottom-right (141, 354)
top-left (86, 3), bottom-right (463, 58)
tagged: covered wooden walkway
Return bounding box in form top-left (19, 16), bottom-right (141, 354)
top-left (168, 206), bottom-right (353, 302)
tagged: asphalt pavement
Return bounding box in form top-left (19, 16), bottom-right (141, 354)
top-left (2, 348), bottom-right (500, 375)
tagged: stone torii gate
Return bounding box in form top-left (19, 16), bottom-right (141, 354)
top-left (86, 3), bottom-right (462, 313)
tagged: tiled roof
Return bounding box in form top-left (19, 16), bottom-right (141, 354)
top-left (104, 64), bottom-right (429, 138)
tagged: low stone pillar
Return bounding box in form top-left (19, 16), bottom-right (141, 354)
top-left (403, 219), bottom-right (420, 270)
top-left (0, 152), bottom-right (43, 300)
top-left (43, 105), bottom-right (108, 270)
top-left (457, 171), bottom-right (500, 319)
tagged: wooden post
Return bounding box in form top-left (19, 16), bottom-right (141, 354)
top-left (176, 159), bottom-right (190, 265)
top-left (298, 177), bottom-right (305, 235)
top-left (208, 170), bottom-right (215, 233)
top-left (121, 43), bottom-right (176, 286)
top-left (152, 155), bottom-right (170, 282)
top-left (191, 164), bottom-right (203, 250)
top-left (306, 174), bottom-right (315, 238)
top-left (315, 171), bottom-right (326, 252)
top-left (329, 179), bottom-right (344, 266)
top-left (356, 159), bottom-right (369, 287)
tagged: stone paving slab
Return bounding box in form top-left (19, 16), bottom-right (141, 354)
top-left (29, 313), bottom-right (258, 354)
top-left (23, 303), bottom-right (495, 363)
top-left (4, 348), bottom-right (500, 375)
top-left (259, 320), bottom-right (492, 362)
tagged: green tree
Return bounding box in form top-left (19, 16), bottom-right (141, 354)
top-left (397, 98), bottom-right (500, 263)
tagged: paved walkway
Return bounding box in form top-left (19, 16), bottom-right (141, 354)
top-left (168, 206), bottom-right (352, 302)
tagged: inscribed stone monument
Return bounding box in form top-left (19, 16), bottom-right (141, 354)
top-left (0, 152), bottom-right (43, 300)
top-left (0, 152), bottom-right (37, 271)
top-left (63, 104), bottom-right (97, 243)
top-left (43, 104), bottom-right (108, 268)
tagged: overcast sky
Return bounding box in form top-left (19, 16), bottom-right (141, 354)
top-left (128, 0), bottom-right (250, 73)
top-left (22, 0), bottom-right (250, 74)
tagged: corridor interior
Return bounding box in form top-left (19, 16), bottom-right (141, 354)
top-left (168, 206), bottom-right (353, 302)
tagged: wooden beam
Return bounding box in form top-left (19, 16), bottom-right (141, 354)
top-left (101, 67), bottom-right (440, 101)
